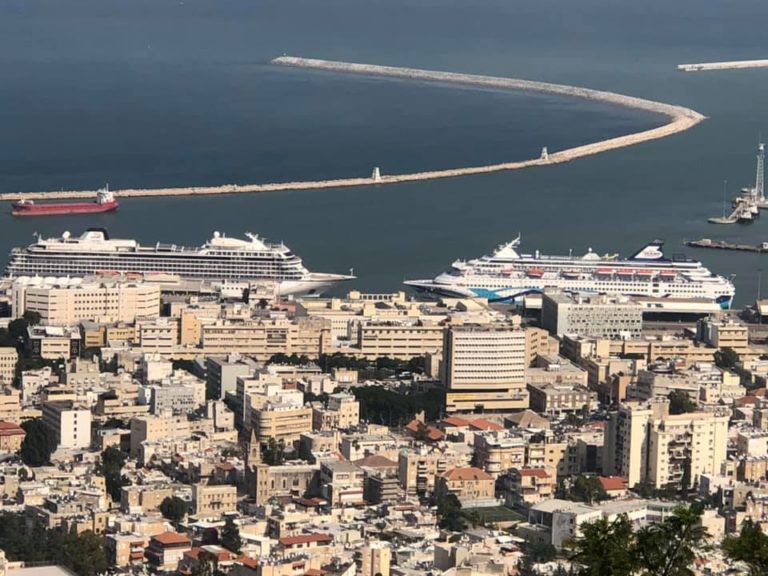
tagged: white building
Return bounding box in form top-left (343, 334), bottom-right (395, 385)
top-left (42, 400), bottom-right (92, 449)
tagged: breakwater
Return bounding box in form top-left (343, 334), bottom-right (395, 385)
top-left (678, 59), bottom-right (768, 72)
top-left (0, 57), bottom-right (705, 202)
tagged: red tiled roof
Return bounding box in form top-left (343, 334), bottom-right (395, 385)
top-left (442, 466), bottom-right (493, 481)
top-left (216, 462), bottom-right (235, 471)
top-left (238, 556), bottom-right (259, 569)
top-left (442, 416), bottom-right (471, 428)
top-left (306, 570), bottom-right (323, 576)
top-left (184, 548), bottom-right (202, 560)
top-left (405, 419), bottom-right (424, 433)
top-left (598, 476), bottom-right (628, 491)
top-left (279, 533), bottom-right (333, 546)
top-left (469, 418), bottom-right (504, 431)
top-left (153, 531), bottom-right (191, 546)
top-left (518, 468), bottom-right (550, 478)
top-left (426, 427), bottom-right (444, 441)
top-left (354, 454), bottom-right (398, 468)
top-left (0, 422), bottom-right (24, 436)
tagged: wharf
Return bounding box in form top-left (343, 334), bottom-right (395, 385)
top-left (684, 238), bottom-right (768, 253)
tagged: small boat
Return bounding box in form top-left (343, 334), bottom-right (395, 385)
top-left (526, 268), bottom-right (545, 278)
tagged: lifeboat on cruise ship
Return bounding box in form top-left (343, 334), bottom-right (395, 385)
top-left (596, 268), bottom-right (614, 276)
top-left (562, 270), bottom-right (580, 279)
top-left (617, 269), bottom-right (635, 279)
top-left (526, 268), bottom-right (545, 278)
top-left (636, 269), bottom-right (656, 278)
top-left (660, 271), bottom-right (677, 280)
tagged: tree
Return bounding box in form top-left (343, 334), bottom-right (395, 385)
top-left (436, 493), bottom-right (466, 532)
top-left (22, 311), bottom-right (42, 326)
top-left (567, 476), bottom-right (609, 504)
top-left (635, 505), bottom-right (709, 576)
top-left (220, 516), bottom-right (242, 553)
top-left (667, 390), bottom-right (697, 415)
top-left (160, 496), bottom-right (188, 524)
top-left (97, 446), bottom-right (129, 502)
top-left (714, 347), bottom-right (740, 370)
top-left (20, 418), bottom-right (57, 466)
top-left (722, 519), bottom-right (768, 575)
top-left (568, 515), bottom-right (637, 576)
top-left (261, 437), bottom-right (286, 465)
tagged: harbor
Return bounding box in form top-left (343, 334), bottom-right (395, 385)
top-left (0, 56), bottom-right (705, 203)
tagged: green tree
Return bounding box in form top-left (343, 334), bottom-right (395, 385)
top-left (635, 505), bottom-right (710, 576)
top-left (436, 493), bottom-right (466, 532)
top-left (20, 418), bottom-right (57, 466)
top-left (160, 496), bottom-right (188, 524)
top-left (22, 311), bottom-right (42, 326)
top-left (220, 516), bottom-right (242, 553)
top-left (568, 515), bottom-right (637, 576)
top-left (714, 347), bottom-right (740, 370)
top-left (667, 390), bottom-right (697, 415)
top-left (96, 446), bottom-right (129, 502)
top-left (567, 476), bottom-right (609, 504)
top-left (54, 530), bottom-right (108, 576)
top-left (722, 519), bottom-right (768, 575)
top-left (261, 437), bottom-right (286, 465)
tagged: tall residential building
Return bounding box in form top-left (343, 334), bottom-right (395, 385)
top-left (206, 354), bottom-right (258, 401)
top-left (541, 292), bottom-right (643, 338)
top-left (696, 316), bottom-right (750, 356)
top-left (603, 399), bottom-right (729, 489)
top-left (312, 393), bottom-right (360, 431)
top-left (42, 401), bottom-right (92, 449)
top-left (442, 323), bottom-right (528, 413)
top-left (0, 348), bottom-right (18, 386)
top-left (251, 403), bottom-right (313, 445)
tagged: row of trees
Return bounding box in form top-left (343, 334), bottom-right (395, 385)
top-left (351, 385), bottom-right (443, 425)
top-left (567, 506), bottom-right (707, 576)
top-left (268, 352), bottom-right (426, 376)
top-left (0, 512), bottom-right (107, 576)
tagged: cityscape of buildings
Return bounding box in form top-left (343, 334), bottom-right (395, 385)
top-left (0, 263), bottom-right (763, 575)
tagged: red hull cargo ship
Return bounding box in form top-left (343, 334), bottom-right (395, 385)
top-left (11, 187), bottom-right (118, 217)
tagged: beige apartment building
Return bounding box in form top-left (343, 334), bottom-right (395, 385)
top-left (251, 403), bottom-right (313, 445)
top-left (354, 320), bottom-right (444, 360)
top-left (603, 399), bottom-right (729, 489)
top-left (473, 431), bottom-right (526, 476)
top-left (0, 388), bottom-right (21, 424)
top-left (443, 323), bottom-right (529, 413)
top-left (696, 316), bottom-right (750, 356)
top-left (129, 414), bottom-right (214, 458)
top-left (398, 447), bottom-right (470, 497)
top-left (120, 485), bottom-right (175, 514)
top-left (27, 325), bottom-right (81, 360)
top-left (435, 467), bottom-right (496, 506)
top-left (562, 335), bottom-right (716, 368)
top-left (0, 348), bottom-right (18, 386)
top-left (42, 400), bottom-right (92, 449)
top-left (312, 393), bottom-right (360, 431)
top-left (201, 317), bottom-right (330, 359)
top-left (191, 483), bottom-right (237, 518)
top-left (15, 280), bottom-right (160, 326)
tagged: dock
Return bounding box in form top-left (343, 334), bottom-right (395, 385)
top-left (684, 238), bottom-right (768, 253)
top-left (678, 59), bottom-right (768, 72)
top-left (0, 57), bottom-right (705, 203)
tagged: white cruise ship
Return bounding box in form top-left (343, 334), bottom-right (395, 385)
top-left (405, 237), bottom-right (735, 309)
top-left (3, 229), bottom-right (354, 297)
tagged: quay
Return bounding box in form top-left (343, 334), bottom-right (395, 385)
top-left (684, 238), bottom-right (768, 253)
top-left (0, 57), bottom-right (706, 203)
top-left (678, 59), bottom-right (768, 72)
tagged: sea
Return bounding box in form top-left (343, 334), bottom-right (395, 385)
top-left (2, 0), bottom-right (768, 304)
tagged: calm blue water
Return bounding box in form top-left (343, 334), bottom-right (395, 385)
top-left (2, 0), bottom-right (768, 303)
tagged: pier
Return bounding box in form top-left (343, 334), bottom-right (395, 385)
top-left (0, 57), bottom-right (706, 203)
top-left (685, 238), bottom-right (768, 253)
top-left (678, 59), bottom-right (768, 72)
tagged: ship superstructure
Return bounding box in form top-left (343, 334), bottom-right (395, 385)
top-left (4, 229), bottom-right (353, 297)
top-left (405, 238), bottom-right (735, 308)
